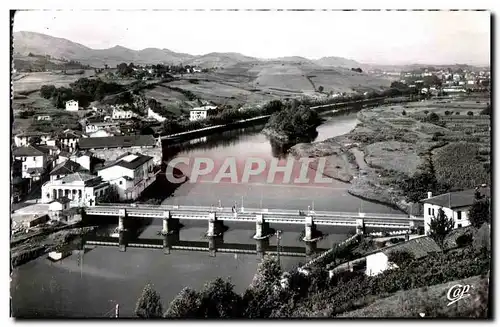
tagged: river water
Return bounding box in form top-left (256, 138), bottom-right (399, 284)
top-left (11, 111), bottom-right (402, 318)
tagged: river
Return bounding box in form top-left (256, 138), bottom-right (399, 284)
top-left (11, 111), bottom-right (402, 318)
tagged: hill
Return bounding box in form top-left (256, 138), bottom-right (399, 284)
top-left (13, 31), bottom-right (364, 70)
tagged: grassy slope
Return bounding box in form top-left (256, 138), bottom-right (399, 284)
top-left (340, 275), bottom-right (489, 318)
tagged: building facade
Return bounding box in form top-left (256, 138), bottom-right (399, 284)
top-left (14, 132), bottom-right (52, 147)
top-left (112, 107), bottom-right (137, 120)
top-left (41, 172), bottom-right (110, 207)
top-left (421, 187), bottom-right (490, 235)
top-left (13, 145), bottom-right (50, 180)
top-left (97, 153), bottom-right (156, 200)
top-left (189, 106), bottom-right (217, 121)
top-left (66, 100), bottom-right (79, 111)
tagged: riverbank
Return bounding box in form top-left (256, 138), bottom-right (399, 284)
top-left (289, 95), bottom-right (491, 214)
top-left (11, 224), bottom-right (98, 268)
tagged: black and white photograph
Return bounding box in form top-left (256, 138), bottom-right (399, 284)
top-left (8, 6), bottom-right (492, 319)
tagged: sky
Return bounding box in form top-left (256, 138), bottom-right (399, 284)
top-left (13, 10), bottom-right (491, 65)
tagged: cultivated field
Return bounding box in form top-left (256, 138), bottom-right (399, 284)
top-left (12, 70), bottom-right (97, 93)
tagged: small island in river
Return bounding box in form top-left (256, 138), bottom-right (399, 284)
top-left (262, 104), bottom-right (323, 144)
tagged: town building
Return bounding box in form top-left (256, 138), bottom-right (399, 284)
top-left (147, 107), bottom-right (167, 122)
top-left (13, 145), bottom-right (50, 180)
top-left (55, 151), bottom-right (72, 165)
top-left (41, 172), bottom-right (110, 207)
top-left (97, 152), bottom-right (156, 201)
top-left (112, 106), bottom-right (137, 120)
top-left (189, 106), bottom-right (217, 121)
top-left (365, 236), bottom-right (441, 276)
top-left (49, 159), bottom-right (88, 181)
top-left (48, 197), bottom-right (70, 221)
top-left (36, 115), bottom-right (52, 121)
top-left (66, 100), bottom-right (79, 111)
top-left (421, 187), bottom-right (490, 235)
top-left (85, 121), bottom-right (120, 134)
top-left (70, 151), bottom-right (93, 171)
top-left (87, 129), bottom-right (122, 138)
top-left (56, 129), bottom-right (85, 152)
top-left (14, 132), bottom-right (52, 147)
top-left (78, 135), bottom-right (159, 151)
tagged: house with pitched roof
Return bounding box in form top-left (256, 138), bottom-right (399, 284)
top-left (421, 186), bottom-right (490, 235)
top-left (56, 129), bottom-right (86, 152)
top-left (49, 159), bottom-right (88, 181)
top-left (97, 152), bottom-right (156, 200)
top-left (41, 172), bottom-right (110, 207)
top-left (13, 145), bottom-right (50, 180)
top-left (14, 131), bottom-right (52, 147)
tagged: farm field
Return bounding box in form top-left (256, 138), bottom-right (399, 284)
top-left (12, 70), bottom-right (97, 93)
top-left (292, 94), bottom-right (491, 215)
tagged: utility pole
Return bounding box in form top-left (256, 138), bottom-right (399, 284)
top-left (115, 304), bottom-right (119, 318)
top-left (276, 230), bottom-right (282, 268)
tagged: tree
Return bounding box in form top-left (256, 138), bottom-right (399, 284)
top-left (427, 208), bottom-right (454, 248)
top-left (388, 250), bottom-right (415, 265)
top-left (164, 287), bottom-right (201, 318)
top-left (40, 85), bottom-right (56, 99)
top-left (444, 110), bottom-right (451, 116)
top-left (135, 283), bottom-right (163, 318)
top-left (481, 103), bottom-right (491, 115)
top-left (97, 185), bottom-right (120, 203)
top-left (197, 277), bottom-right (242, 318)
top-left (250, 255), bottom-right (282, 290)
top-left (467, 111), bottom-right (474, 116)
top-left (402, 110), bottom-right (406, 116)
top-left (427, 112), bottom-right (439, 123)
top-left (468, 194), bottom-right (490, 228)
top-left (473, 223), bottom-right (491, 253)
top-left (318, 86), bottom-right (324, 93)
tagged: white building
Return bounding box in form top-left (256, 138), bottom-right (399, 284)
top-left (57, 129), bottom-right (85, 152)
top-left (41, 172), bottom-right (110, 207)
top-left (365, 236), bottom-right (441, 277)
top-left (14, 132), bottom-right (52, 147)
top-left (13, 145), bottom-right (50, 180)
top-left (85, 121), bottom-right (120, 134)
top-left (48, 198), bottom-right (71, 221)
top-left (49, 159), bottom-right (88, 182)
top-left (66, 100), bottom-right (79, 111)
top-left (112, 107), bottom-right (137, 120)
top-left (147, 107), bottom-right (166, 122)
top-left (97, 153), bottom-right (156, 201)
top-left (36, 115), bottom-right (52, 121)
top-left (421, 187), bottom-right (490, 235)
top-left (88, 129), bottom-right (120, 138)
top-left (189, 106), bottom-right (217, 121)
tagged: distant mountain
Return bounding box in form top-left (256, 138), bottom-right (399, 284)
top-left (314, 56), bottom-right (362, 69)
top-left (13, 31), bottom-right (362, 69)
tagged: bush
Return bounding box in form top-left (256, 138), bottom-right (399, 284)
top-left (467, 111), bottom-right (474, 116)
top-left (387, 250), bottom-right (415, 265)
top-left (389, 237), bottom-right (405, 244)
top-left (455, 112), bottom-right (460, 115)
top-left (444, 110), bottom-right (451, 116)
top-left (402, 110), bottom-right (406, 116)
top-left (424, 110), bottom-right (429, 115)
top-left (455, 234), bottom-right (473, 248)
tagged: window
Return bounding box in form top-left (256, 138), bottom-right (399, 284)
top-left (119, 180), bottom-right (123, 185)
top-left (432, 208), bottom-right (435, 216)
top-left (457, 211), bottom-right (462, 220)
top-left (428, 207), bottom-right (431, 215)
top-left (458, 224), bottom-right (462, 228)
top-left (32, 157), bottom-right (36, 161)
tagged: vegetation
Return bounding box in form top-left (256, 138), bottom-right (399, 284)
top-left (135, 284), bottom-right (163, 318)
top-left (468, 192), bottom-right (491, 228)
top-left (351, 68), bottom-right (363, 73)
top-left (467, 111), bottom-right (474, 116)
top-left (428, 208), bottom-right (454, 248)
top-left (96, 186), bottom-right (120, 204)
top-left (41, 78), bottom-right (125, 108)
top-left (398, 170), bottom-right (449, 203)
top-left (455, 234), bottom-right (473, 248)
top-left (264, 104), bottom-right (322, 142)
top-left (481, 103), bottom-right (491, 115)
top-left (387, 250), bottom-right (415, 265)
top-left (164, 288), bottom-right (201, 318)
top-left (432, 142), bottom-right (490, 190)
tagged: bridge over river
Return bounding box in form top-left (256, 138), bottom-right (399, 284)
top-left (85, 203), bottom-right (424, 246)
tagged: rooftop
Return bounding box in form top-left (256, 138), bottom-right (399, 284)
top-left (60, 172), bottom-right (99, 184)
top-left (382, 236), bottom-right (442, 260)
top-left (421, 187), bottom-right (490, 209)
top-left (13, 145), bottom-right (50, 157)
top-left (100, 152), bottom-right (153, 171)
top-left (78, 135), bottom-right (157, 149)
top-left (15, 131), bottom-right (50, 138)
top-left (50, 159), bottom-right (87, 176)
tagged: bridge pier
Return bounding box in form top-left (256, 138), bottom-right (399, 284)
top-left (161, 211), bottom-right (174, 235)
top-left (118, 209), bottom-right (126, 232)
top-left (303, 216), bottom-right (318, 242)
top-left (305, 241), bottom-right (317, 257)
top-left (162, 232), bottom-right (180, 255)
top-left (253, 214), bottom-right (271, 239)
top-left (356, 218), bottom-right (365, 235)
top-left (208, 237), bottom-right (217, 257)
top-left (207, 213), bottom-right (224, 237)
top-left (118, 230), bottom-right (127, 252)
top-left (256, 238), bottom-right (269, 259)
